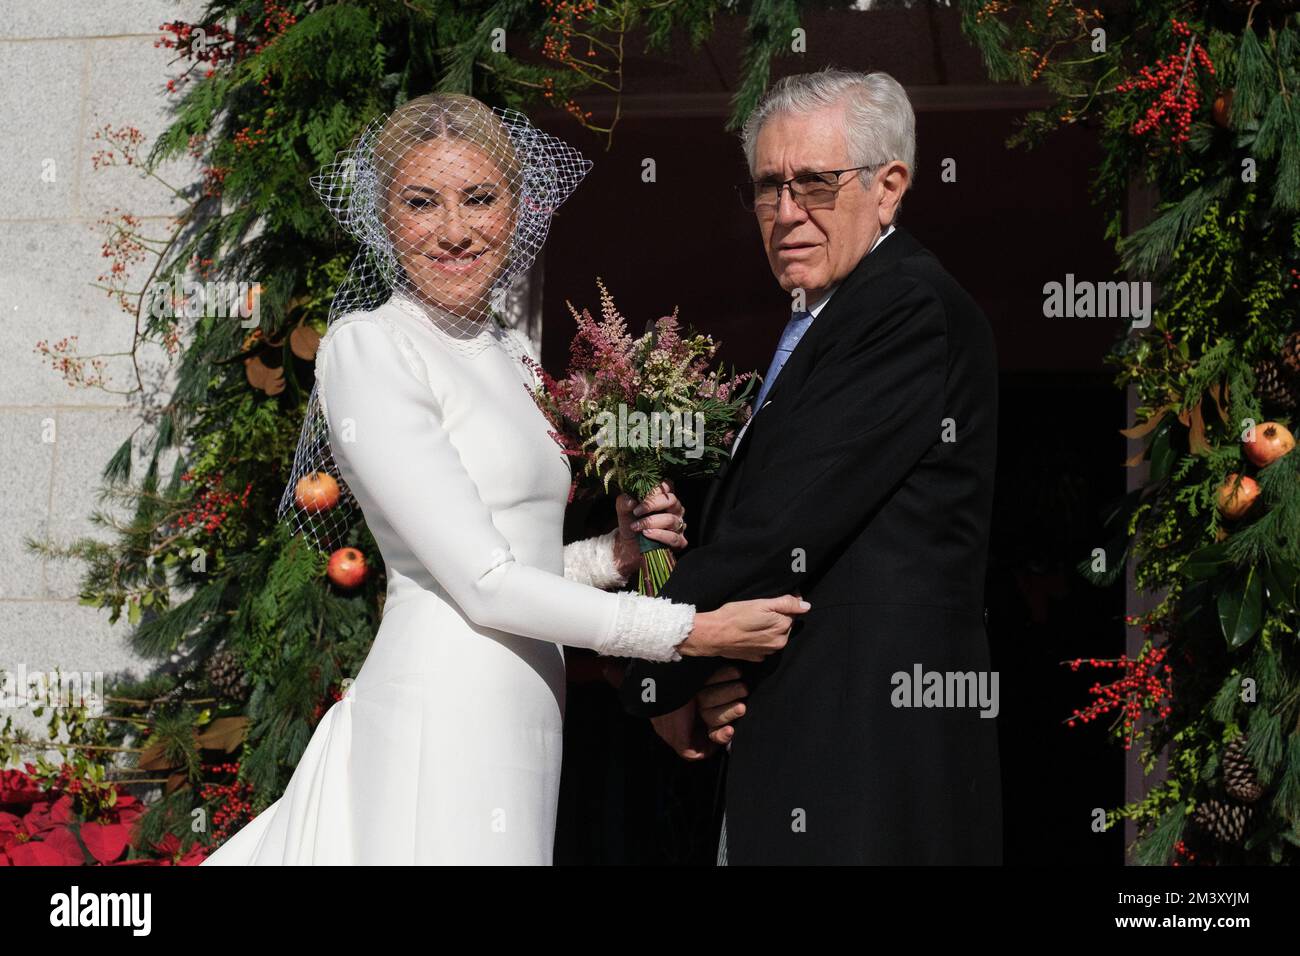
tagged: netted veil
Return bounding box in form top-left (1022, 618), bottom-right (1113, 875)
top-left (277, 94), bottom-right (593, 554)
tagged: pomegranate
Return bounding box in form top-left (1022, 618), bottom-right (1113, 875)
top-left (295, 472), bottom-right (340, 514)
top-left (326, 548), bottom-right (367, 589)
top-left (1217, 473), bottom-right (1261, 520)
top-left (1243, 421), bottom-right (1295, 468)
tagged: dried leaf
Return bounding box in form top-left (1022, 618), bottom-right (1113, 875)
top-left (1210, 380), bottom-right (1230, 424)
top-left (290, 323), bottom-right (321, 361)
top-left (244, 355), bottom-right (270, 389)
top-left (136, 741), bottom-right (169, 771)
top-left (262, 366), bottom-right (286, 396)
top-left (195, 716), bottom-right (248, 753)
top-left (1121, 404), bottom-right (1174, 439)
top-left (1189, 401), bottom-right (1209, 454)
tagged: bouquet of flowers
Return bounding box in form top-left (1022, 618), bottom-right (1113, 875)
top-left (524, 279), bottom-right (755, 595)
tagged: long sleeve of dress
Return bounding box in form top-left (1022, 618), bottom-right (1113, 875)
top-left (316, 315), bottom-right (689, 662)
top-left (496, 324), bottom-right (633, 594)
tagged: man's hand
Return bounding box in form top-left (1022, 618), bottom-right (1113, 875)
top-left (649, 666), bottom-right (750, 759)
top-left (696, 666), bottom-right (749, 746)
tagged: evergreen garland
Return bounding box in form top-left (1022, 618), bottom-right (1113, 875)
top-left (961, 0), bottom-right (1300, 863)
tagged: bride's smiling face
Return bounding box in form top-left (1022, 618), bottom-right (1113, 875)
top-left (385, 137), bottom-right (516, 316)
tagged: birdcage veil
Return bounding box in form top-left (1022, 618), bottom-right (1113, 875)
top-left (276, 94), bottom-right (593, 554)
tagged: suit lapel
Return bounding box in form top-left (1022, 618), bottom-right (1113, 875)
top-left (697, 227), bottom-right (922, 537)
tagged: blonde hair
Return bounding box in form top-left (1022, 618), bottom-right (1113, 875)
top-left (371, 93), bottom-right (522, 193)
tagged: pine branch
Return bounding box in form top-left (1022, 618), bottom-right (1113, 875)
top-left (728, 0), bottom-right (802, 132)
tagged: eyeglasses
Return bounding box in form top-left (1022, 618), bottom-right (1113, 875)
top-left (735, 164), bottom-right (883, 212)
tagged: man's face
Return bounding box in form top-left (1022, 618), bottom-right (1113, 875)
top-left (751, 103), bottom-right (898, 303)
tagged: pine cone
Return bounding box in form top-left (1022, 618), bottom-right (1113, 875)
top-left (206, 649), bottom-right (250, 701)
top-left (1253, 358), bottom-right (1298, 410)
top-left (1223, 735), bottom-right (1264, 803)
top-left (1192, 799), bottom-right (1252, 845)
top-left (1283, 331), bottom-right (1300, 375)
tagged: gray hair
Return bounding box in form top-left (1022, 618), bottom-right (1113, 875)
top-left (740, 69), bottom-right (916, 178)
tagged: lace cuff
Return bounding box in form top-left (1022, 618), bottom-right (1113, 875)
top-left (563, 528), bottom-right (629, 590)
top-left (601, 591), bottom-right (693, 662)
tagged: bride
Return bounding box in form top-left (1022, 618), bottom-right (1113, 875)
top-left (200, 93), bottom-right (807, 865)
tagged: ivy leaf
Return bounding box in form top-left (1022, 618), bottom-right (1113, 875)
top-left (1148, 419), bottom-right (1176, 484)
top-left (1261, 559), bottom-right (1298, 613)
top-left (1217, 566), bottom-right (1263, 648)
top-left (1181, 541), bottom-right (1231, 579)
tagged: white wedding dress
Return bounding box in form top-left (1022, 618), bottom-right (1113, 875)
top-left (201, 293), bottom-right (695, 865)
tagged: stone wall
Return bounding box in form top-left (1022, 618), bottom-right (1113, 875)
top-left (0, 2), bottom-right (201, 747)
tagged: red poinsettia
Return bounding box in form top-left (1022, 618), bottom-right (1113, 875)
top-left (0, 764), bottom-right (197, 865)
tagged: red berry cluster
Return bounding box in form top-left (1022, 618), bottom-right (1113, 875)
top-left (260, 1), bottom-right (298, 41)
top-left (1064, 643), bottom-right (1172, 749)
top-left (89, 124), bottom-right (146, 171)
top-left (1172, 839), bottom-right (1199, 866)
top-left (539, 0), bottom-right (598, 122)
top-left (189, 255), bottom-right (217, 280)
top-left (176, 471), bottom-right (253, 534)
top-left (95, 209), bottom-right (146, 281)
top-left (201, 165), bottom-right (231, 199)
top-left (1115, 18), bottom-right (1216, 149)
top-left (198, 761), bottom-right (255, 842)
top-left (157, 20), bottom-right (247, 64)
top-left (310, 683), bottom-right (348, 724)
top-left (974, 0), bottom-right (1012, 24)
top-left (33, 335), bottom-right (109, 390)
top-left (232, 126), bottom-right (267, 152)
top-left (540, 0), bottom-right (597, 62)
top-left (157, 4), bottom-right (296, 95)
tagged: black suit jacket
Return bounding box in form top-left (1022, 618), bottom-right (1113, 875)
top-left (620, 226), bottom-right (1002, 864)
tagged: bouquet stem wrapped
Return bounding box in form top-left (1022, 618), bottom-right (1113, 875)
top-left (636, 533), bottom-right (676, 596)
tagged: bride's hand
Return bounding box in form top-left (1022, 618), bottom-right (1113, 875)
top-left (613, 480), bottom-right (687, 579)
top-left (679, 595), bottom-right (810, 663)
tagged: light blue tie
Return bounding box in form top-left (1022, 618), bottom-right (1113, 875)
top-left (751, 310), bottom-right (814, 413)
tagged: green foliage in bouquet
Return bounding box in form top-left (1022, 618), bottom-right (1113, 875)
top-left (961, 0), bottom-right (1300, 863)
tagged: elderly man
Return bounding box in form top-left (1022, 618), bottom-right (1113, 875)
top-left (621, 69), bottom-right (1002, 865)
